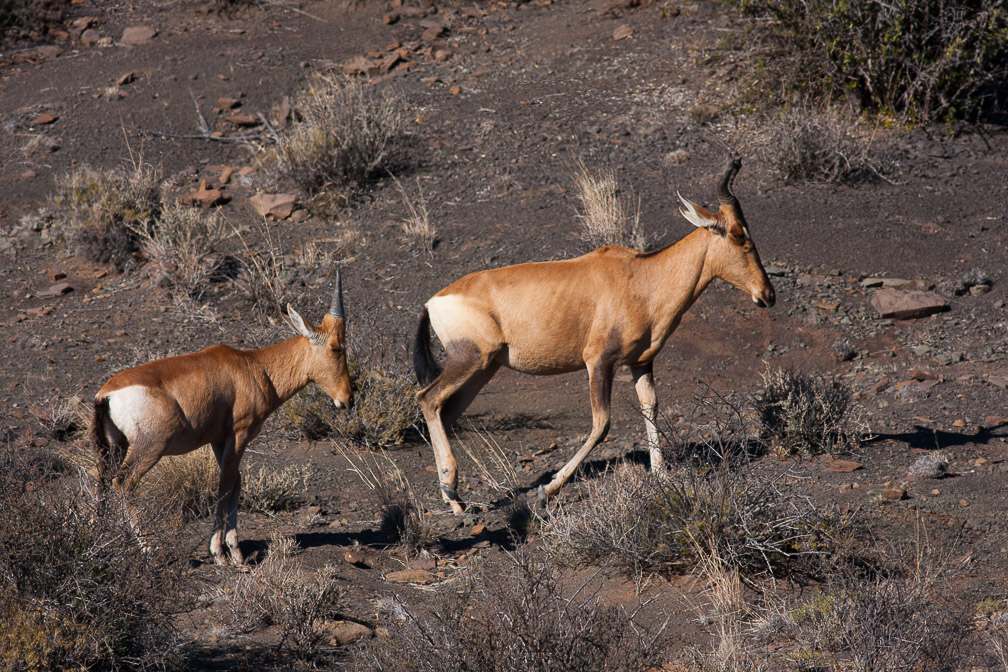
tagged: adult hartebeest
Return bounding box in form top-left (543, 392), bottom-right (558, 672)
top-left (91, 275), bottom-right (352, 565)
top-left (413, 155), bottom-right (775, 513)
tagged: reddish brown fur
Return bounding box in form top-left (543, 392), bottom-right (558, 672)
top-left (92, 303), bottom-right (350, 565)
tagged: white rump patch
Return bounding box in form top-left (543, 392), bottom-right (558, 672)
top-left (106, 385), bottom-right (156, 443)
top-left (427, 294), bottom-right (498, 345)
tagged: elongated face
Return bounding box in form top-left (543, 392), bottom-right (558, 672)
top-left (288, 305), bottom-right (353, 409)
top-left (677, 193), bottom-right (776, 308)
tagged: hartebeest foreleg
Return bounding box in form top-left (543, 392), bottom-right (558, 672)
top-left (631, 363), bottom-right (663, 472)
top-left (538, 357), bottom-right (615, 500)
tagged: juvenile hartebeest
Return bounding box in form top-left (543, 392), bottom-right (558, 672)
top-left (413, 155), bottom-right (775, 513)
top-left (91, 275), bottom-right (352, 565)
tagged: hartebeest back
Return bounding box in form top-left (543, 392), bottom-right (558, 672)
top-left (91, 275), bottom-right (352, 565)
top-left (413, 155), bottom-right (775, 513)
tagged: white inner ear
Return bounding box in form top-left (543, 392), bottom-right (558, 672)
top-left (677, 191), bottom-right (719, 229)
top-left (287, 304), bottom-right (315, 339)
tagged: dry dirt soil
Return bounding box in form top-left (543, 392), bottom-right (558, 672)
top-left (2, 0), bottom-right (1008, 668)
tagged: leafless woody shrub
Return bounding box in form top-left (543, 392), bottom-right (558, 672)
top-left (754, 367), bottom-right (864, 458)
top-left (0, 450), bottom-right (185, 671)
top-left (353, 550), bottom-right (672, 672)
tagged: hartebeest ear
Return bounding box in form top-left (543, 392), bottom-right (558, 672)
top-left (287, 304), bottom-right (320, 341)
top-left (677, 192), bottom-right (720, 230)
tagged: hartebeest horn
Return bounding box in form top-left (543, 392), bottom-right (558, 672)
top-left (330, 269), bottom-right (345, 320)
top-left (716, 154), bottom-right (742, 209)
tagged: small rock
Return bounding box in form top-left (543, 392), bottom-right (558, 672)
top-left (81, 29), bottom-right (101, 47)
top-left (868, 378), bottom-right (890, 395)
top-left (343, 55), bottom-right (378, 76)
top-left (987, 375), bottom-right (1008, 390)
top-left (321, 620), bottom-right (373, 646)
top-left (117, 71), bottom-right (135, 86)
top-left (970, 284), bottom-right (991, 296)
top-left (179, 180), bottom-right (228, 209)
top-left (32, 112), bottom-right (59, 125)
top-left (870, 288), bottom-right (949, 320)
top-left (613, 24), bottom-right (633, 40)
top-left (910, 368), bottom-right (937, 381)
top-left (975, 457), bottom-right (988, 467)
top-left (384, 569), bottom-right (437, 584)
top-left (121, 25), bottom-right (157, 45)
top-left (470, 523), bottom-right (486, 537)
top-left (883, 486), bottom-right (907, 501)
top-left (908, 454), bottom-right (948, 480)
top-left (343, 551), bottom-right (367, 567)
top-left (828, 459), bottom-right (863, 473)
top-left (249, 192), bottom-right (297, 220)
top-left (37, 282), bottom-right (73, 298)
top-left (224, 113), bottom-right (260, 127)
top-left (959, 498), bottom-right (970, 507)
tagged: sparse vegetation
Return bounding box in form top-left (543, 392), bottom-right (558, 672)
top-left (0, 449), bottom-right (185, 671)
top-left (730, 0), bottom-right (1008, 123)
top-left (353, 550), bottom-right (673, 672)
top-left (241, 462), bottom-right (312, 514)
top-left (132, 202), bottom-right (231, 301)
top-left (282, 366), bottom-right (420, 448)
top-left (779, 544), bottom-right (973, 671)
top-left (754, 368), bottom-right (864, 457)
top-left (760, 101), bottom-right (878, 184)
top-left (544, 459), bottom-right (842, 583)
top-left (572, 158), bottom-right (645, 250)
top-left (140, 448), bottom-right (219, 520)
top-left (49, 164), bottom-right (162, 271)
top-left (396, 177), bottom-right (436, 254)
top-left (266, 74), bottom-right (402, 196)
top-left (1, 0), bottom-right (67, 45)
top-left (222, 533), bottom-right (346, 658)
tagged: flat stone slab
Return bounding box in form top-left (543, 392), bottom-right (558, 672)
top-left (871, 288), bottom-right (949, 320)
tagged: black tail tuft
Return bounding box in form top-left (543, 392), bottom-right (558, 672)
top-left (91, 397), bottom-right (112, 489)
top-left (413, 307), bottom-right (441, 387)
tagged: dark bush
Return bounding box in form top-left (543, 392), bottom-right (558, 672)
top-left (731, 0), bottom-right (1008, 123)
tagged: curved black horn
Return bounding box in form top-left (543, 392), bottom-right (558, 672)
top-left (716, 154), bottom-right (742, 208)
top-left (330, 269), bottom-right (345, 320)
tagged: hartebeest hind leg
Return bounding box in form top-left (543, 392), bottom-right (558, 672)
top-left (631, 363), bottom-right (663, 473)
top-left (210, 436), bottom-right (247, 565)
top-left (417, 346), bottom-right (502, 513)
top-left (539, 358), bottom-right (615, 500)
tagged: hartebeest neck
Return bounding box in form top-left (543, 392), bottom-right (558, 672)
top-left (641, 227), bottom-right (718, 318)
top-left (245, 336), bottom-right (314, 412)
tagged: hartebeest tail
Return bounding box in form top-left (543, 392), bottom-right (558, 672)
top-left (413, 155), bottom-right (775, 514)
top-left (92, 275), bottom-right (352, 565)
top-left (413, 307), bottom-right (441, 387)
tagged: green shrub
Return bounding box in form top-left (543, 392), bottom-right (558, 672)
top-left (731, 0), bottom-right (1008, 122)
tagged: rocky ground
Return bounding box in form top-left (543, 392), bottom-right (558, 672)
top-left (2, 0), bottom-right (1008, 668)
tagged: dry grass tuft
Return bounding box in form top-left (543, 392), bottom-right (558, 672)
top-left (241, 462), bottom-right (312, 514)
top-left (395, 177), bottom-right (436, 254)
top-left (0, 450), bottom-right (186, 671)
top-left (544, 458), bottom-right (842, 584)
top-left (49, 163), bottom-right (162, 271)
top-left (139, 448), bottom-right (219, 520)
top-left (760, 101), bottom-right (879, 184)
top-left (572, 158), bottom-right (645, 251)
top-left (132, 202), bottom-right (232, 301)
